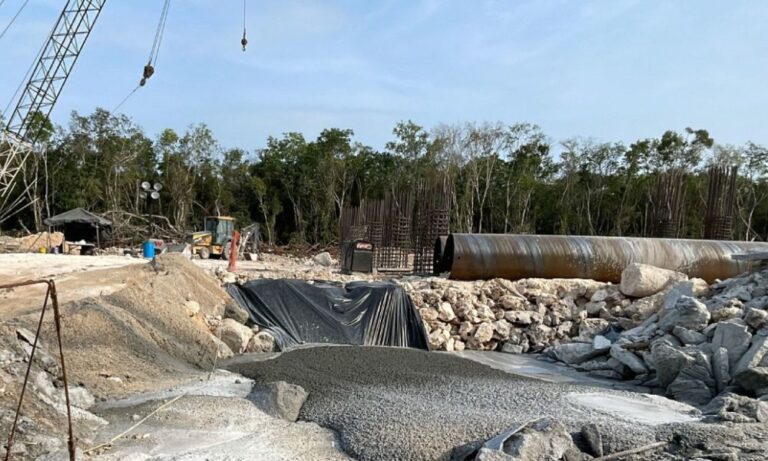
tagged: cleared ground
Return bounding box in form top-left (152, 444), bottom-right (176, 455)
top-left (0, 253), bottom-right (146, 320)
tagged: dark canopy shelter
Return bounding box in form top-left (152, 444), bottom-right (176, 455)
top-left (227, 279), bottom-right (429, 351)
top-left (44, 208), bottom-right (112, 245)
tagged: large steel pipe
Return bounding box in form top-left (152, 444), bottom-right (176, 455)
top-left (443, 234), bottom-right (768, 283)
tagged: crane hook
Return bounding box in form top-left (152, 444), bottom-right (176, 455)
top-left (140, 63), bottom-right (155, 86)
top-left (241, 30), bottom-right (248, 52)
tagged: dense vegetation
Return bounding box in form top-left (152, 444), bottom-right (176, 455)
top-left (6, 108), bottom-right (768, 245)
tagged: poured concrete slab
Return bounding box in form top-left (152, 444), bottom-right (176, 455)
top-left (567, 392), bottom-right (700, 425)
top-left (454, 350), bottom-right (649, 391)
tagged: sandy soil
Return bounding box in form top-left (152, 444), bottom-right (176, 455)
top-left (0, 253), bottom-right (146, 282)
top-left (0, 254), bottom-right (147, 320)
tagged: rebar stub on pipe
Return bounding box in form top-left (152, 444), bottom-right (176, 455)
top-left (442, 234), bottom-right (768, 283)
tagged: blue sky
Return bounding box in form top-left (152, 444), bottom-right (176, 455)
top-left (1, 0), bottom-right (766, 151)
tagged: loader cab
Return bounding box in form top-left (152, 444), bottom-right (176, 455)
top-left (205, 216), bottom-right (235, 246)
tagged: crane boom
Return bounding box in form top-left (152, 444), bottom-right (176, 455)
top-left (0, 0), bottom-right (107, 223)
top-left (4, 0), bottom-right (107, 140)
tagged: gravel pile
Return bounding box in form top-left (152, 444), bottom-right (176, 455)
top-left (228, 346), bottom-right (709, 461)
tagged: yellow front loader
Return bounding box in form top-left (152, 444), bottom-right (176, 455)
top-left (188, 216), bottom-right (235, 259)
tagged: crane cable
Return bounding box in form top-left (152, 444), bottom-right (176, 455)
top-left (241, 0), bottom-right (248, 52)
top-left (113, 0), bottom-right (171, 112)
top-left (140, 0), bottom-right (171, 86)
top-left (0, 0), bottom-right (30, 42)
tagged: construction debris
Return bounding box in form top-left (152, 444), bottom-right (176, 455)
top-left (0, 231), bottom-right (64, 253)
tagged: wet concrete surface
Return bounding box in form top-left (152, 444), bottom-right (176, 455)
top-left (227, 346), bottom-right (702, 461)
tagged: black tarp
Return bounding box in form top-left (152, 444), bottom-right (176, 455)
top-left (44, 208), bottom-right (112, 226)
top-left (227, 279), bottom-right (428, 350)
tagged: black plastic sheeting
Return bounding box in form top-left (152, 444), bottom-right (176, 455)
top-left (227, 279), bottom-right (428, 351)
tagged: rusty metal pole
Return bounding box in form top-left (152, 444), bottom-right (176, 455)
top-left (228, 231), bottom-right (240, 273)
top-left (49, 282), bottom-right (75, 460)
top-left (0, 280), bottom-right (75, 461)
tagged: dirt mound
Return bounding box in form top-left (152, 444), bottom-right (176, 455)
top-left (47, 254), bottom-right (230, 398)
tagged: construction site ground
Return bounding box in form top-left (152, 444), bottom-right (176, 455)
top-left (0, 252), bottom-right (766, 460)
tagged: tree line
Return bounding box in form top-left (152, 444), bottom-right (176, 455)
top-left (6, 108), bottom-right (768, 245)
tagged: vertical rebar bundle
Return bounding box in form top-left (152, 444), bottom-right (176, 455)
top-left (704, 165), bottom-right (738, 240)
top-left (651, 169), bottom-right (685, 238)
top-left (340, 178), bottom-right (452, 273)
top-left (413, 178), bottom-right (453, 274)
top-left (340, 190), bottom-right (415, 271)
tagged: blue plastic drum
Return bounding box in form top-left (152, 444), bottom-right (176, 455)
top-left (143, 240), bottom-right (156, 259)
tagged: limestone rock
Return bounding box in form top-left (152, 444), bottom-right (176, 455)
top-left (499, 295), bottom-right (529, 311)
top-left (550, 342), bottom-right (594, 365)
top-left (580, 424), bottom-right (603, 457)
top-left (577, 319), bottom-right (609, 340)
top-left (500, 418), bottom-right (574, 461)
top-left (667, 375), bottom-right (714, 406)
top-left (690, 278), bottom-right (710, 297)
top-left (224, 300), bottom-right (250, 324)
top-left (438, 302), bottom-right (456, 322)
top-left (711, 322), bottom-right (752, 370)
top-left (734, 367), bottom-right (768, 393)
top-left (672, 325), bottom-right (706, 345)
top-left (216, 318), bottom-right (254, 353)
top-left (459, 321), bottom-right (476, 340)
top-left (712, 346), bottom-right (731, 394)
top-left (582, 302), bottom-right (603, 318)
top-left (592, 335), bottom-right (611, 350)
top-left (620, 263), bottom-right (686, 298)
top-left (745, 308), bottom-right (768, 330)
top-left (420, 307), bottom-right (439, 321)
top-left (474, 322), bottom-right (495, 343)
top-left (659, 296), bottom-right (710, 333)
top-left (734, 333), bottom-right (768, 375)
top-left (211, 335), bottom-right (234, 359)
top-left (667, 351), bottom-right (716, 405)
top-left (703, 392), bottom-right (768, 423)
top-left (246, 331), bottom-right (277, 353)
top-left (501, 343), bottom-right (524, 354)
top-left (711, 306), bottom-right (744, 323)
top-left (248, 381), bottom-right (308, 422)
top-left (493, 319), bottom-right (512, 340)
top-left (220, 271), bottom-right (237, 284)
top-left (313, 252), bottom-right (333, 267)
top-left (609, 345), bottom-right (648, 375)
top-left (429, 329), bottom-right (450, 349)
top-left (573, 357), bottom-right (612, 372)
top-left (652, 343), bottom-right (694, 388)
top-left (745, 296), bottom-right (768, 311)
top-left (504, 311), bottom-right (535, 325)
top-left (723, 284), bottom-right (753, 302)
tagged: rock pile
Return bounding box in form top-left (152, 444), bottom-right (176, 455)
top-left (407, 262), bottom-right (768, 411)
top-left (542, 263), bottom-right (768, 412)
top-left (402, 276), bottom-right (622, 353)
